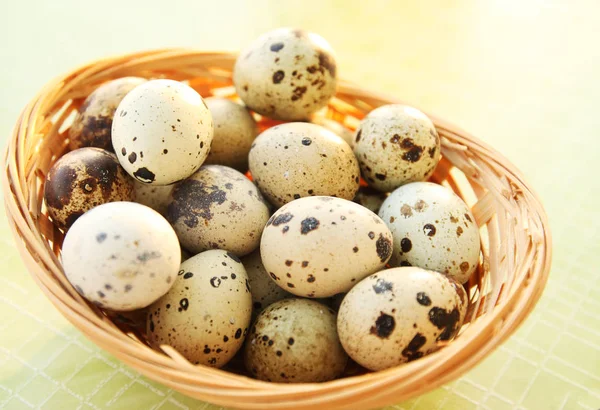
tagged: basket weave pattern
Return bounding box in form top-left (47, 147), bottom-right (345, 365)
top-left (1, 50), bottom-right (552, 410)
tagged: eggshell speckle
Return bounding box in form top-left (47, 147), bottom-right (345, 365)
top-left (234, 28), bottom-right (337, 121)
top-left (69, 77), bottom-right (147, 151)
top-left (167, 165), bottom-right (270, 256)
top-left (379, 182), bottom-right (480, 283)
top-left (62, 202), bottom-right (181, 311)
top-left (260, 196), bottom-right (393, 298)
top-left (249, 122), bottom-right (360, 207)
top-left (244, 298), bottom-right (347, 382)
top-left (112, 79), bottom-right (213, 185)
top-left (44, 147), bottom-right (134, 230)
top-left (203, 98), bottom-right (258, 171)
top-left (337, 267), bottom-right (468, 371)
top-left (147, 250), bottom-right (252, 367)
top-left (354, 105), bottom-right (441, 192)
top-left (241, 250), bottom-right (292, 315)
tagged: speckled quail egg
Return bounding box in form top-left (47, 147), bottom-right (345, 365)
top-left (244, 298), bottom-right (347, 382)
top-left (69, 77), bottom-right (147, 151)
top-left (132, 179), bottom-right (173, 216)
top-left (354, 105), bottom-right (441, 192)
top-left (203, 97), bottom-right (258, 171)
top-left (379, 182), bottom-right (480, 284)
top-left (249, 122), bottom-right (359, 207)
top-left (147, 250), bottom-right (252, 367)
top-left (241, 250), bottom-right (292, 315)
top-left (260, 196), bottom-right (393, 298)
top-left (44, 147), bottom-right (134, 230)
top-left (167, 165), bottom-right (270, 256)
top-left (112, 79), bottom-right (213, 185)
top-left (62, 202), bottom-right (180, 311)
top-left (337, 267), bottom-right (468, 371)
top-left (353, 185), bottom-right (388, 214)
top-left (234, 28), bottom-right (337, 121)
top-left (312, 117), bottom-right (355, 147)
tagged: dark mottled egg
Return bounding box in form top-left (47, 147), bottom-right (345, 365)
top-left (44, 147), bottom-right (134, 230)
top-left (233, 28), bottom-right (337, 121)
top-left (353, 185), bottom-right (388, 214)
top-left (203, 97), bottom-right (258, 171)
top-left (379, 182), bottom-right (480, 284)
top-left (147, 250), bottom-right (252, 367)
top-left (112, 79), bottom-right (213, 185)
top-left (354, 105), bottom-right (441, 192)
top-left (260, 196), bottom-right (393, 298)
top-left (68, 77), bottom-right (147, 151)
top-left (167, 165), bottom-right (270, 256)
top-left (133, 179), bottom-right (173, 216)
top-left (337, 267), bottom-right (468, 371)
top-left (241, 250), bottom-right (292, 316)
top-left (61, 202), bottom-right (181, 311)
top-left (244, 298), bottom-right (347, 382)
top-left (249, 122), bottom-right (360, 207)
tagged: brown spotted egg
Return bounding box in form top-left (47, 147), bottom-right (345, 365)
top-left (62, 202), bottom-right (181, 311)
top-left (249, 122), bottom-right (360, 207)
top-left (379, 182), bottom-right (480, 284)
top-left (312, 117), bottom-right (355, 147)
top-left (44, 147), bottom-right (134, 230)
top-left (147, 250), bottom-right (252, 367)
top-left (203, 97), bottom-right (258, 171)
top-left (260, 196), bottom-right (393, 298)
top-left (112, 79), bottom-right (213, 185)
top-left (233, 28), bottom-right (337, 121)
top-left (69, 77), bottom-right (147, 151)
top-left (337, 267), bottom-right (468, 371)
top-left (244, 298), bottom-right (347, 382)
top-left (167, 165), bottom-right (270, 256)
top-left (354, 105), bottom-right (441, 192)
top-left (241, 250), bottom-right (292, 316)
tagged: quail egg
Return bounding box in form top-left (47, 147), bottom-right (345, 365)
top-left (62, 202), bottom-right (180, 311)
top-left (244, 298), bottom-right (347, 382)
top-left (234, 28), bottom-right (337, 121)
top-left (337, 267), bottom-right (468, 371)
top-left (379, 182), bottom-right (480, 283)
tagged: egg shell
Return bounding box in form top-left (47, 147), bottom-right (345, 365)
top-left (378, 182), bottom-right (480, 283)
top-left (353, 185), bottom-right (388, 214)
top-left (203, 97), bottom-right (258, 171)
top-left (337, 267), bottom-right (468, 371)
top-left (260, 196), bottom-right (393, 298)
top-left (147, 250), bottom-right (252, 367)
top-left (69, 77), bottom-right (147, 151)
top-left (249, 122), bottom-right (360, 207)
top-left (241, 250), bottom-right (292, 315)
top-left (44, 147), bottom-right (134, 230)
top-left (112, 79), bottom-right (213, 185)
top-left (233, 28), bottom-right (337, 121)
top-left (62, 202), bottom-right (180, 311)
top-left (354, 105), bottom-right (441, 192)
top-left (244, 298), bottom-right (347, 382)
top-left (167, 165), bottom-right (270, 256)
top-left (132, 179), bottom-right (174, 216)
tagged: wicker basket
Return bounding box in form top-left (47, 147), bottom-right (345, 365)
top-left (1, 50), bottom-right (552, 410)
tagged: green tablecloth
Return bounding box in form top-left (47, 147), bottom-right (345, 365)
top-left (1, 1), bottom-right (598, 409)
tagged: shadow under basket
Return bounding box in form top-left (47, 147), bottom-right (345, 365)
top-left (1, 50), bottom-right (552, 410)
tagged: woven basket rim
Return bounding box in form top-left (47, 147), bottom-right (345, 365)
top-left (1, 49), bottom-right (552, 410)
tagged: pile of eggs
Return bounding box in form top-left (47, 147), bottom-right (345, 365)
top-left (47, 28), bottom-right (481, 382)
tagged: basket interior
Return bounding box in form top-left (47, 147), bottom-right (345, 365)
top-left (3, 50), bottom-right (551, 408)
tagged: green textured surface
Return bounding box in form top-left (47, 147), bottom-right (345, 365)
top-left (1, 0), bottom-right (599, 409)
